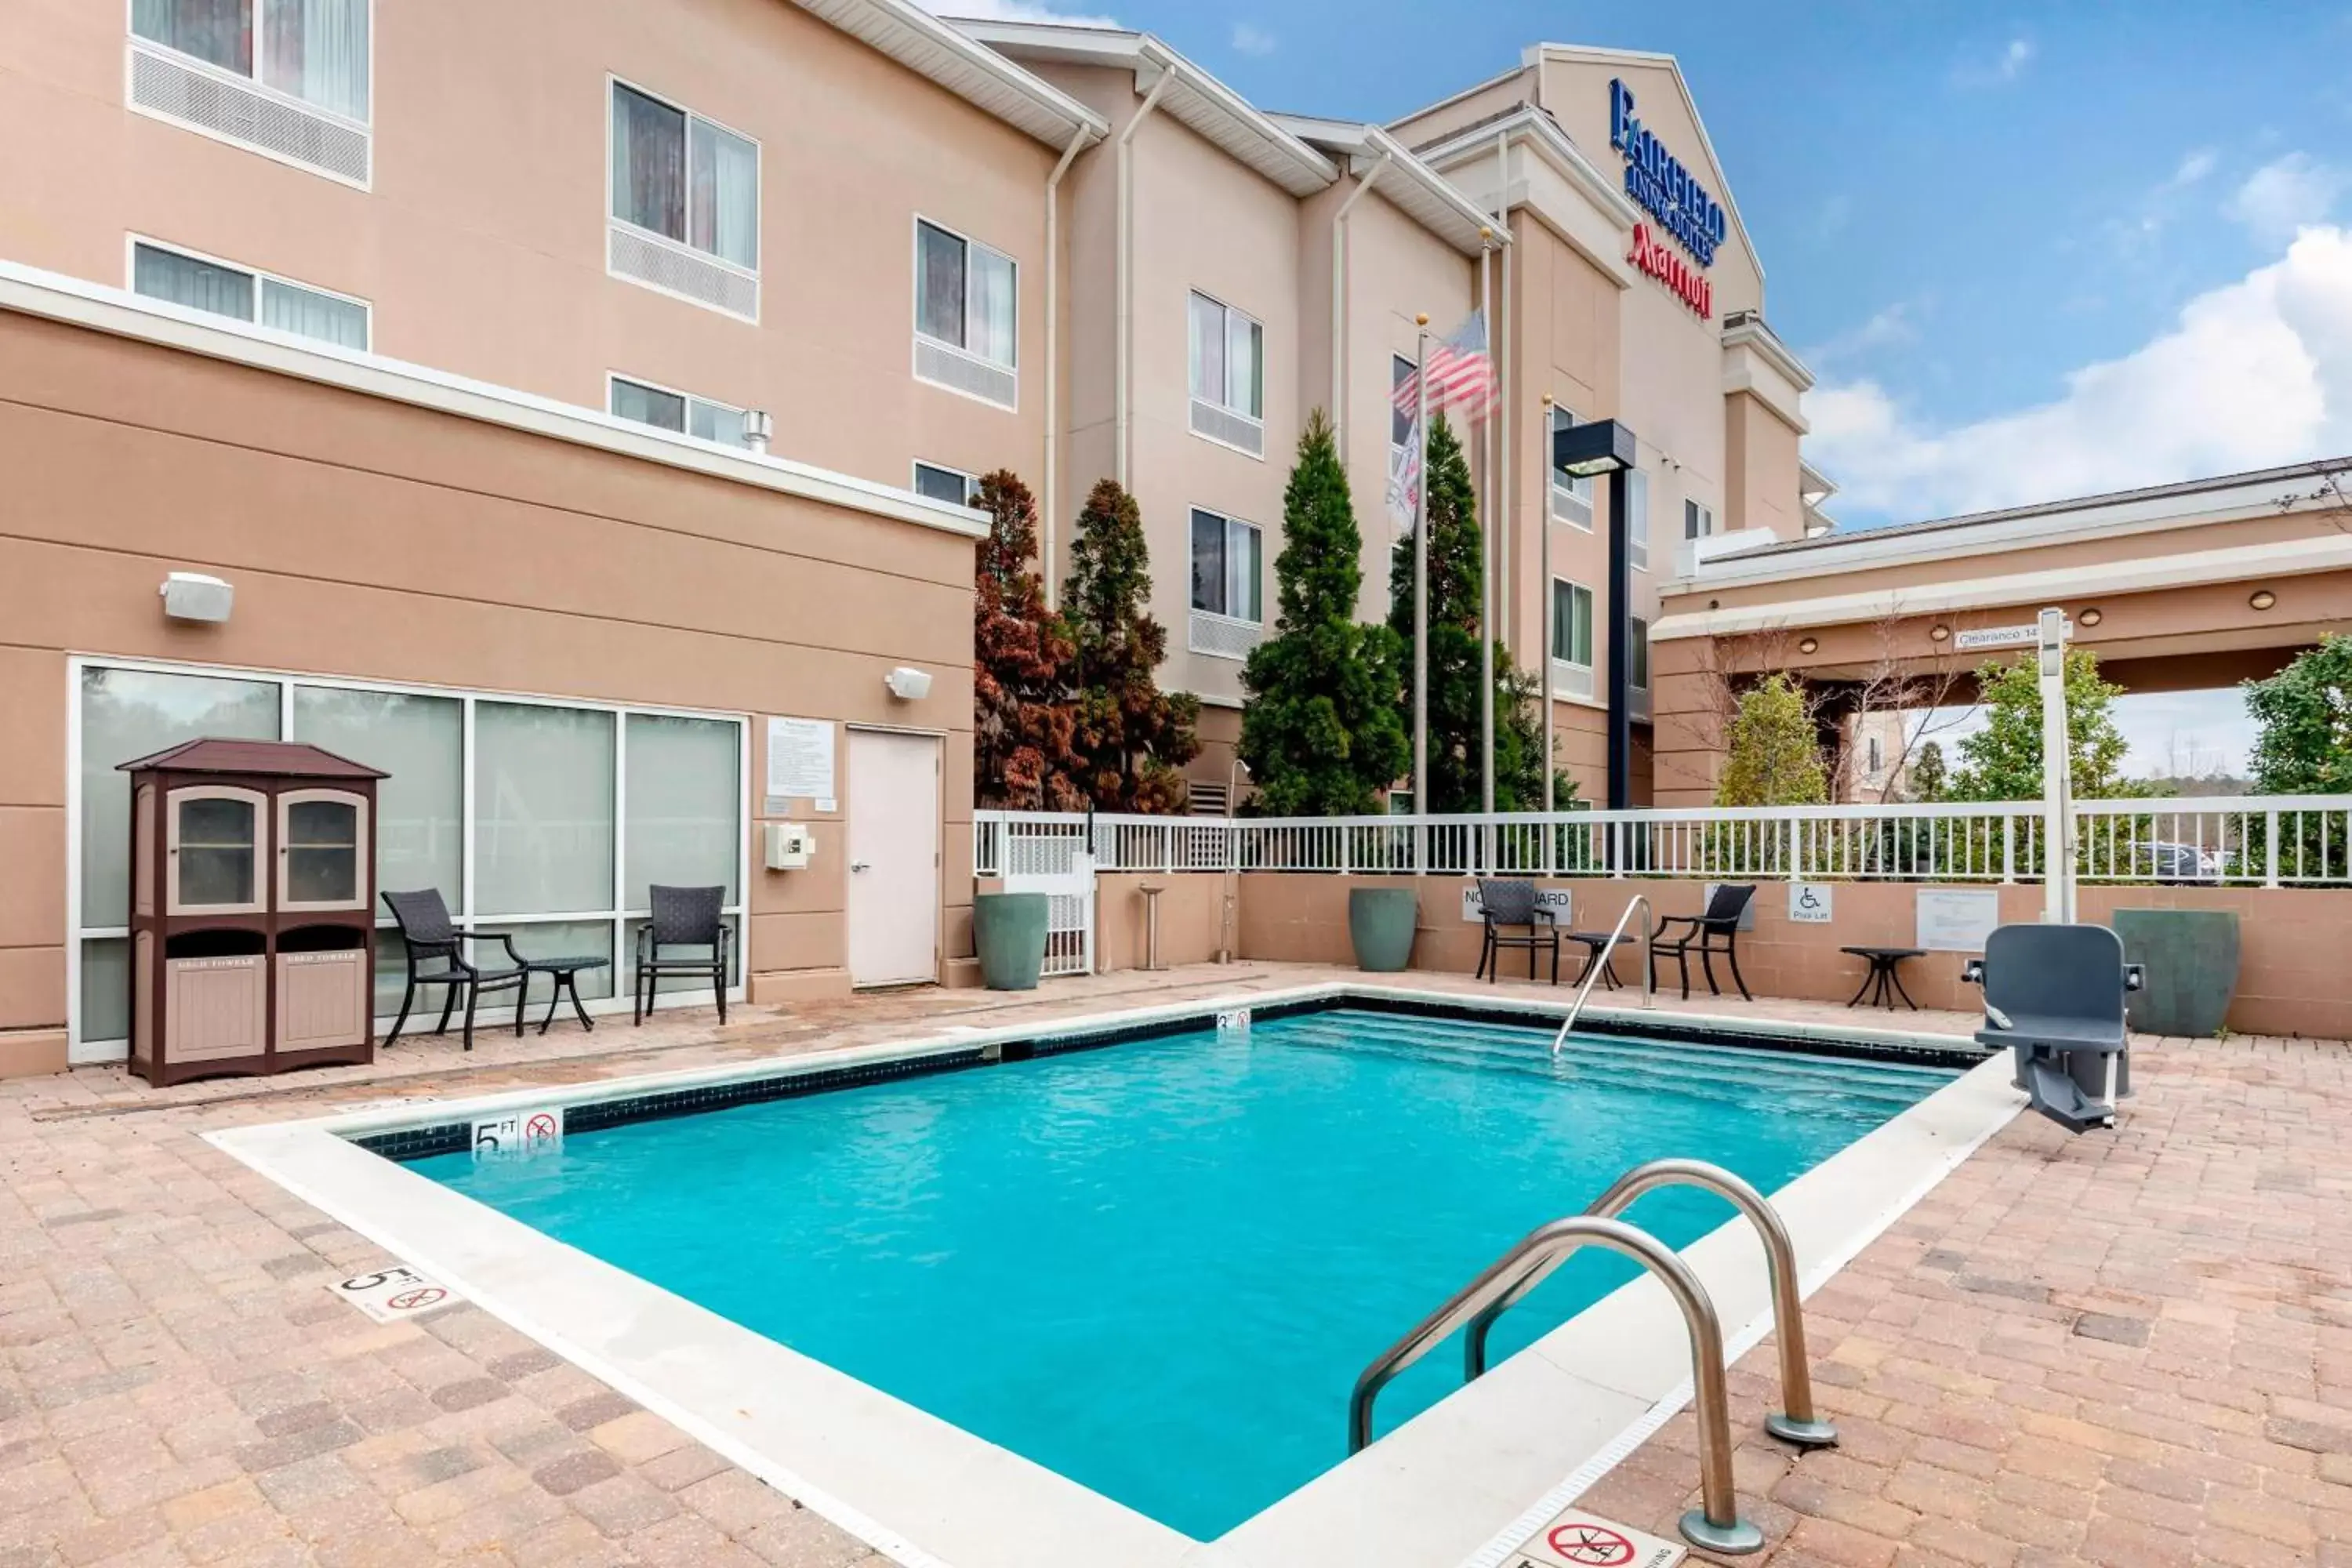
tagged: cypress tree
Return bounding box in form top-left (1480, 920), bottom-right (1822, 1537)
top-left (1237, 412), bottom-right (1410, 815)
top-left (1063, 478), bottom-right (1200, 812)
top-left (971, 470), bottom-right (1084, 810)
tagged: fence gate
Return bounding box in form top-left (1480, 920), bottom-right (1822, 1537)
top-left (1003, 848), bottom-right (1095, 978)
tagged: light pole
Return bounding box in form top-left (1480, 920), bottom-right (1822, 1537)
top-left (1550, 418), bottom-right (1639, 811)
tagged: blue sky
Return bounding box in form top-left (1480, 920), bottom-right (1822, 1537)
top-left (953, 0), bottom-right (2352, 774)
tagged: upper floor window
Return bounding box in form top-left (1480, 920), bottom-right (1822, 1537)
top-left (608, 375), bottom-right (748, 448)
top-left (913, 220), bottom-right (1017, 409)
top-left (1628, 615), bottom-right (1650, 689)
top-left (1550, 579), bottom-right (1595, 669)
top-left (608, 81), bottom-right (759, 321)
top-left (1628, 467), bottom-right (1651, 572)
top-left (1866, 735), bottom-right (1884, 774)
top-left (1189, 292), bottom-right (1265, 457)
top-left (1684, 498), bottom-right (1715, 540)
top-left (1391, 355), bottom-right (1415, 450)
top-left (1189, 509), bottom-right (1263, 625)
top-left (128, 0), bottom-right (370, 184)
top-left (1548, 406), bottom-right (1595, 529)
top-left (913, 461), bottom-right (981, 507)
top-left (132, 238), bottom-right (368, 350)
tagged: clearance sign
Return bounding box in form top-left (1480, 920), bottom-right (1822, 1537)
top-left (1610, 78), bottom-right (1722, 319)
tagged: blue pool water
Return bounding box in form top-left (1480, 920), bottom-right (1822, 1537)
top-left (408, 1007), bottom-right (1956, 1540)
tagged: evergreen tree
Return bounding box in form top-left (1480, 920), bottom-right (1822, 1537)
top-left (1910, 739), bottom-right (1948, 803)
top-left (1238, 412), bottom-right (1409, 815)
top-left (1949, 648), bottom-right (2136, 801)
top-left (2244, 633), bottom-right (2352, 795)
top-left (1384, 415), bottom-right (1552, 810)
top-left (1715, 673), bottom-right (1829, 805)
top-left (971, 470), bottom-right (1084, 811)
top-left (1063, 478), bottom-right (1200, 812)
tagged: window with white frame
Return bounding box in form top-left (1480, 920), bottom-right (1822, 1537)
top-left (1189, 292), bottom-right (1265, 456)
top-left (1684, 497), bottom-right (1715, 540)
top-left (608, 375), bottom-right (748, 448)
top-left (70, 661), bottom-right (744, 1056)
top-left (1628, 615), bottom-right (1650, 688)
top-left (1391, 354), bottom-right (1415, 451)
top-left (913, 461), bottom-right (980, 507)
top-left (128, 0), bottom-right (372, 183)
top-left (609, 80), bottom-right (760, 319)
top-left (913, 220), bottom-right (1016, 408)
top-left (1550, 579), bottom-right (1595, 670)
top-left (1190, 508), bottom-right (1263, 624)
top-left (132, 239), bottom-right (368, 350)
top-left (1548, 405), bottom-right (1595, 528)
top-left (1628, 466), bottom-right (1651, 572)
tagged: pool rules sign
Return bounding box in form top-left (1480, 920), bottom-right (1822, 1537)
top-left (1510, 1507), bottom-right (1685, 1567)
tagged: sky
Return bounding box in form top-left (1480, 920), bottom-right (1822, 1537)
top-left (941, 1), bottom-right (2352, 775)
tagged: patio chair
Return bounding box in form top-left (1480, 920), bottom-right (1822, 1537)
top-left (1475, 879), bottom-right (1560, 985)
top-left (380, 888), bottom-right (529, 1051)
top-left (1650, 884), bottom-right (1755, 1001)
top-left (633, 884), bottom-right (731, 1025)
top-left (1963, 924), bottom-right (2142, 1134)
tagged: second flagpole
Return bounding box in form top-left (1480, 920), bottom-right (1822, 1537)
top-left (1412, 314), bottom-right (1429, 876)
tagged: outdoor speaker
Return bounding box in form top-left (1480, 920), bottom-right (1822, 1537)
top-left (884, 666), bottom-right (933, 701)
top-left (160, 572), bottom-right (234, 624)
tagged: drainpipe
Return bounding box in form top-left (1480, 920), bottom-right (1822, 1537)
top-left (1329, 145), bottom-right (1392, 451)
top-left (1043, 125), bottom-right (1091, 610)
top-left (1116, 55), bottom-right (1175, 488)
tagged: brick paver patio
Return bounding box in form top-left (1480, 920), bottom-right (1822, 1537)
top-left (2, 964), bottom-right (2346, 1566)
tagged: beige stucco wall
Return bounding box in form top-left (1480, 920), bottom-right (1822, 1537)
top-left (0, 0), bottom-right (1057, 497)
top-left (1725, 391), bottom-right (1802, 539)
top-left (0, 308), bottom-right (979, 1076)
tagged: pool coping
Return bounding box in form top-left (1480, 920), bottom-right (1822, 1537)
top-left (205, 982), bottom-right (2024, 1568)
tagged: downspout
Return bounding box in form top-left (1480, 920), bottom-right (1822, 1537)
top-left (1329, 144), bottom-right (1393, 450)
top-left (1116, 56), bottom-right (1174, 488)
top-left (1043, 125), bottom-right (1090, 611)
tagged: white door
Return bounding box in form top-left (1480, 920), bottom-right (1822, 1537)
top-left (846, 729), bottom-right (939, 986)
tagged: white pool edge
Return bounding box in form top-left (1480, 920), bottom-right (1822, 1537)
top-left (206, 982), bottom-right (2024, 1568)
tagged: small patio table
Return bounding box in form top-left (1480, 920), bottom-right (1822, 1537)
top-left (1566, 931), bottom-right (1632, 989)
top-left (520, 955), bottom-right (612, 1034)
top-left (1842, 946), bottom-right (1924, 1011)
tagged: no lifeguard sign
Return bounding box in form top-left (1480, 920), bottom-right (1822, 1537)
top-left (1510, 1507), bottom-right (1685, 1568)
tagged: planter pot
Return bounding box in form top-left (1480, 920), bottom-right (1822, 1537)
top-left (973, 892), bottom-right (1051, 991)
top-left (1348, 887), bottom-right (1420, 973)
top-left (2112, 908), bottom-right (2240, 1038)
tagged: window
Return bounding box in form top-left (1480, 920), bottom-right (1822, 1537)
top-left (1189, 292), bottom-right (1264, 423)
top-left (1628, 467), bottom-right (1651, 572)
top-left (71, 659), bottom-right (745, 1054)
top-left (915, 221), bottom-right (1015, 372)
top-left (609, 79), bottom-right (759, 318)
top-left (1867, 735), bottom-right (1884, 774)
top-left (131, 240), bottom-right (368, 350)
top-left (1684, 498), bottom-right (1715, 540)
top-left (1189, 510), bottom-right (1263, 623)
top-left (1548, 406), bottom-right (1595, 528)
top-left (1550, 579), bottom-right (1595, 668)
top-left (132, 0), bottom-right (370, 121)
top-left (1629, 616), bottom-right (1650, 689)
top-left (1391, 355), bottom-right (1416, 450)
top-left (913, 462), bottom-right (980, 506)
top-left (608, 375), bottom-right (749, 448)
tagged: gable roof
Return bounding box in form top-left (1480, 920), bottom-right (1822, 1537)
top-left (119, 739), bottom-right (387, 779)
top-left (789, 0), bottom-right (1107, 149)
top-left (1266, 114), bottom-right (1504, 255)
top-left (953, 21), bottom-right (1337, 196)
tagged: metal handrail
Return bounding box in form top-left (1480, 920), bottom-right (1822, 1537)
top-left (1552, 895), bottom-right (1652, 1057)
top-left (1345, 1214), bottom-right (1764, 1555)
top-left (1463, 1159), bottom-right (1838, 1450)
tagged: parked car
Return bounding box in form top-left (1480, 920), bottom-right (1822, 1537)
top-left (2130, 841), bottom-right (2222, 884)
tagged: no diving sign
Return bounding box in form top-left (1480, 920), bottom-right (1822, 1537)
top-left (1511, 1508), bottom-right (1684, 1568)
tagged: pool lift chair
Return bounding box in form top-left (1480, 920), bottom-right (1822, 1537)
top-left (1963, 924), bottom-right (2141, 1134)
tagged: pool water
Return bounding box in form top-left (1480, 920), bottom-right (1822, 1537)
top-left (410, 1007), bottom-right (1956, 1540)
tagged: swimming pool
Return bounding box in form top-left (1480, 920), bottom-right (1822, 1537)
top-left (399, 1003), bottom-right (1959, 1541)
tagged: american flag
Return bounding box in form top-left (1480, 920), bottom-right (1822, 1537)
top-left (1392, 308), bottom-right (1498, 422)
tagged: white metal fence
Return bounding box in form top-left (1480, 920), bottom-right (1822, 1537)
top-left (976, 797), bottom-right (2352, 887)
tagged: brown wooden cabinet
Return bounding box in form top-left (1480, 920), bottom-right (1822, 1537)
top-left (121, 739), bottom-right (387, 1086)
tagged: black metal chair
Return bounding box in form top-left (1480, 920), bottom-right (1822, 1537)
top-left (380, 888), bottom-right (529, 1051)
top-left (634, 884), bottom-right (731, 1025)
top-left (1475, 879), bottom-right (1560, 984)
top-left (1650, 884), bottom-right (1756, 1001)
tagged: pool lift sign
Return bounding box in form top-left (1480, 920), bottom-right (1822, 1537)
top-left (1511, 1505), bottom-right (1685, 1568)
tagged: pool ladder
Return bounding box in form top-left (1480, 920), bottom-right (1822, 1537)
top-left (1551, 895), bottom-right (1654, 1058)
top-left (1345, 1158), bottom-right (1837, 1557)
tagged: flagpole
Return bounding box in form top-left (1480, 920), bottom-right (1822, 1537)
top-left (1541, 394), bottom-right (1554, 818)
top-left (1477, 238), bottom-right (1496, 869)
top-left (1412, 314), bottom-right (1430, 876)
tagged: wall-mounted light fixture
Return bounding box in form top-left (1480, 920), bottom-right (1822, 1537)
top-left (1929, 624), bottom-right (1951, 643)
top-left (2249, 589), bottom-right (2277, 611)
top-left (1797, 637), bottom-right (1819, 655)
top-left (160, 572), bottom-right (234, 624)
top-left (743, 409), bottom-right (773, 455)
top-left (883, 666), bottom-right (933, 701)
top-left (2078, 607), bottom-right (2103, 627)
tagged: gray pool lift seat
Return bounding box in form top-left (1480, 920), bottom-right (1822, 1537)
top-left (1965, 924), bottom-right (2143, 1134)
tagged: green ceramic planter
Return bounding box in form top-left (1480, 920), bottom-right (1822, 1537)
top-left (1348, 887), bottom-right (1420, 973)
top-left (973, 891), bottom-right (1051, 991)
top-left (2112, 908), bottom-right (2240, 1037)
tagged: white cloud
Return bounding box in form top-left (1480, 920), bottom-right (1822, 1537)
top-left (1915, 691), bottom-right (2256, 780)
top-left (1805, 302), bottom-right (1919, 366)
top-left (1230, 20), bottom-right (1276, 56)
top-left (924, 0), bottom-right (1120, 26)
top-left (2169, 149), bottom-right (2220, 190)
top-left (1954, 36), bottom-right (2034, 88)
top-left (1802, 224), bottom-right (2352, 521)
top-left (2226, 152), bottom-right (2350, 245)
